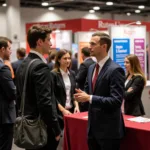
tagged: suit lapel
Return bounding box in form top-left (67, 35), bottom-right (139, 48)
top-left (68, 71), bottom-right (74, 96)
top-left (125, 75), bottom-right (134, 90)
top-left (94, 58), bottom-right (111, 92)
top-left (57, 69), bottom-right (66, 93)
top-left (89, 65), bottom-right (95, 93)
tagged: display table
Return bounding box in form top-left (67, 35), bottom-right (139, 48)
top-left (64, 112), bottom-right (150, 150)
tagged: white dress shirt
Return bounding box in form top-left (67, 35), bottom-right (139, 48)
top-left (60, 69), bottom-right (72, 109)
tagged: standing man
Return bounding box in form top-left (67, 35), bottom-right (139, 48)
top-left (0, 37), bottom-right (16, 150)
top-left (16, 25), bottom-right (61, 150)
top-left (76, 47), bottom-right (95, 112)
top-left (74, 32), bottom-right (125, 150)
top-left (12, 47), bottom-right (26, 76)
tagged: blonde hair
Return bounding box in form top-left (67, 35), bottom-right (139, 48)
top-left (125, 54), bottom-right (146, 85)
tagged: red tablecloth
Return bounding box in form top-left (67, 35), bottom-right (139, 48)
top-left (64, 112), bottom-right (150, 150)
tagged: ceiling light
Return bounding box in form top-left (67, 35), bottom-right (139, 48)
top-left (138, 5), bottom-right (145, 9)
top-left (89, 10), bottom-right (95, 13)
top-left (135, 9), bottom-right (141, 13)
top-left (106, 2), bottom-right (113, 6)
top-left (127, 12), bottom-right (131, 16)
top-left (41, 2), bottom-right (49, 6)
top-left (2, 3), bottom-right (7, 7)
top-left (48, 7), bottom-right (54, 10)
top-left (93, 6), bottom-right (100, 10)
top-left (136, 21), bottom-right (141, 25)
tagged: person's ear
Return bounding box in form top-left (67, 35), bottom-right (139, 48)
top-left (36, 39), bottom-right (43, 47)
top-left (1, 47), bottom-right (5, 53)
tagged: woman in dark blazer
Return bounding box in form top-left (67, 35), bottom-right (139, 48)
top-left (124, 54), bottom-right (146, 116)
top-left (51, 49), bottom-right (79, 130)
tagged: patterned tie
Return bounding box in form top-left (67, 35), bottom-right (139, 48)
top-left (92, 63), bottom-right (100, 91)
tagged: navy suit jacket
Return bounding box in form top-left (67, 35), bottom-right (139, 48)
top-left (12, 58), bottom-right (24, 75)
top-left (0, 61), bottom-right (16, 124)
top-left (76, 58), bottom-right (95, 90)
top-left (85, 58), bottom-right (125, 139)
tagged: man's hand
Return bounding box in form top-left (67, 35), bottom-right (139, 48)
top-left (55, 134), bottom-right (61, 141)
top-left (74, 89), bottom-right (90, 102)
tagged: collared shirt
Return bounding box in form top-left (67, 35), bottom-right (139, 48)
top-left (92, 55), bottom-right (109, 80)
top-left (90, 55), bottom-right (109, 103)
top-left (30, 50), bottom-right (47, 64)
top-left (60, 68), bottom-right (72, 109)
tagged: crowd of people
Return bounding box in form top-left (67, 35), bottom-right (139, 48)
top-left (0, 24), bottom-right (146, 150)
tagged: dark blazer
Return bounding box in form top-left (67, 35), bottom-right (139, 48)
top-left (85, 58), bottom-right (125, 139)
top-left (16, 53), bottom-right (61, 136)
top-left (76, 58), bottom-right (95, 90)
top-left (48, 62), bottom-right (55, 71)
top-left (71, 58), bottom-right (78, 74)
top-left (0, 60), bottom-right (16, 124)
top-left (12, 58), bottom-right (24, 75)
top-left (124, 75), bottom-right (145, 116)
top-left (51, 69), bottom-right (76, 129)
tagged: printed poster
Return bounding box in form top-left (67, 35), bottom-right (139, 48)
top-left (113, 39), bottom-right (130, 69)
top-left (134, 39), bottom-right (145, 72)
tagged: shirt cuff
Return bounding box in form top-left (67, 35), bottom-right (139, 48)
top-left (89, 95), bottom-right (92, 104)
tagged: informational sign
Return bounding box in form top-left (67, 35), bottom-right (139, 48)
top-left (134, 39), bottom-right (145, 72)
top-left (72, 43), bottom-right (78, 57)
top-left (113, 38), bottom-right (130, 69)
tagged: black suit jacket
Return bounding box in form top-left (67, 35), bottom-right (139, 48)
top-left (0, 61), bottom-right (16, 124)
top-left (76, 58), bottom-right (95, 90)
top-left (51, 69), bottom-right (76, 129)
top-left (12, 58), bottom-right (24, 75)
top-left (124, 75), bottom-right (145, 116)
top-left (85, 58), bottom-right (125, 139)
top-left (16, 53), bottom-right (61, 136)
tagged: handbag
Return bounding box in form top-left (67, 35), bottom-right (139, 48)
top-left (14, 59), bottom-right (48, 149)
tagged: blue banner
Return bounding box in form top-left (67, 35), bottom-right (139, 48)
top-left (113, 39), bottom-right (130, 69)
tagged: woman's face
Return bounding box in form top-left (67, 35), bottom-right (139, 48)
top-left (124, 57), bottom-right (131, 72)
top-left (59, 52), bottom-right (71, 68)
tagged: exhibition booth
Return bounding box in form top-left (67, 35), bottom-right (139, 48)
top-left (26, 18), bottom-right (150, 117)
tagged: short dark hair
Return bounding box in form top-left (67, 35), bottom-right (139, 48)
top-left (0, 36), bottom-right (12, 49)
top-left (27, 24), bottom-right (52, 49)
top-left (81, 47), bottom-right (90, 57)
top-left (17, 48), bottom-right (26, 57)
top-left (48, 51), bottom-right (57, 63)
top-left (92, 32), bottom-right (111, 52)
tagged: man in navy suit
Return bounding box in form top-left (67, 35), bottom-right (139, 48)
top-left (74, 32), bottom-right (125, 150)
top-left (0, 37), bottom-right (16, 150)
top-left (12, 47), bottom-right (26, 76)
top-left (76, 47), bottom-right (95, 112)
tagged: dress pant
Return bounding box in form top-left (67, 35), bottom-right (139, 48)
top-left (88, 136), bottom-right (120, 150)
top-left (0, 124), bottom-right (14, 150)
top-left (79, 102), bottom-right (89, 112)
top-left (26, 127), bottom-right (60, 150)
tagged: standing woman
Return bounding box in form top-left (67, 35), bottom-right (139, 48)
top-left (51, 49), bottom-right (80, 130)
top-left (124, 54), bottom-right (146, 116)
